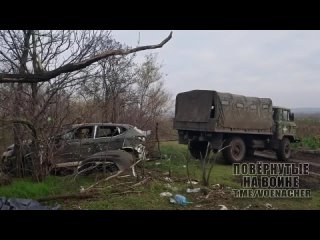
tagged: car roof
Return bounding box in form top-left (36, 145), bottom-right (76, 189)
top-left (67, 123), bottom-right (134, 129)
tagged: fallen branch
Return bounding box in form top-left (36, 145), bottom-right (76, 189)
top-left (37, 193), bottom-right (98, 202)
top-left (118, 175), bottom-right (131, 178)
top-left (131, 177), bottom-right (151, 187)
top-left (106, 182), bottom-right (134, 188)
top-left (82, 159), bottom-right (142, 192)
top-left (108, 190), bottom-right (142, 197)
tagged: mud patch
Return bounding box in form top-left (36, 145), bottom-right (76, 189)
top-left (298, 175), bottom-right (320, 190)
top-left (292, 150), bottom-right (320, 164)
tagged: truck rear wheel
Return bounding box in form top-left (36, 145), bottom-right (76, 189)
top-left (277, 138), bottom-right (291, 161)
top-left (223, 137), bottom-right (246, 164)
top-left (188, 141), bottom-right (208, 160)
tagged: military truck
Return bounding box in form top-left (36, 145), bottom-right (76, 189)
top-left (173, 90), bottom-right (299, 163)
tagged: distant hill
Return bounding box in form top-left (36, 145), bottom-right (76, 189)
top-left (292, 108), bottom-right (320, 120)
top-left (291, 108), bottom-right (320, 114)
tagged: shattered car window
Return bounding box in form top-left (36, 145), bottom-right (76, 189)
top-left (96, 126), bottom-right (126, 138)
top-left (61, 131), bottom-right (74, 140)
top-left (74, 126), bottom-right (94, 139)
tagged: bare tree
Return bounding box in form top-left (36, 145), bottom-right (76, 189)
top-left (0, 31), bottom-right (172, 83)
top-left (77, 52), bottom-right (137, 123)
top-left (126, 54), bottom-right (171, 130)
top-left (0, 30), bottom-right (172, 181)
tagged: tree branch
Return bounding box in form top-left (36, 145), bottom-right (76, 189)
top-left (0, 32), bottom-right (173, 84)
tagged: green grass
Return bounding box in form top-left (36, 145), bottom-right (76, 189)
top-left (0, 175), bottom-right (95, 199)
top-left (1, 141), bottom-right (320, 210)
top-left (292, 136), bottom-right (320, 150)
top-left (154, 141), bottom-right (240, 187)
top-left (79, 181), bottom-right (181, 210)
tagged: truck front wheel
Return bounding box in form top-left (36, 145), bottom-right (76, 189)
top-left (277, 138), bottom-right (291, 161)
top-left (223, 137), bottom-right (246, 164)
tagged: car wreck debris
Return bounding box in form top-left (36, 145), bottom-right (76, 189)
top-left (1, 123), bottom-right (150, 176)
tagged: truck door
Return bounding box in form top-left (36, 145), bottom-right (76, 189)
top-left (274, 109), bottom-right (296, 140)
top-left (287, 111), bottom-right (297, 137)
top-left (273, 108), bottom-right (284, 140)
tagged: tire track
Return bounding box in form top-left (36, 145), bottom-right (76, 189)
top-left (247, 151), bottom-right (320, 178)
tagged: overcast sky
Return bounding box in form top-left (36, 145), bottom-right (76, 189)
top-left (112, 30), bottom-right (320, 108)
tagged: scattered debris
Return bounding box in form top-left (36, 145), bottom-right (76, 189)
top-left (169, 198), bottom-right (176, 204)
top-left (118, 175), bottom-right (131, 178)
top-left (265, 203), bottom-right (273, 209)
top-left (218, 204), bottom-right (228, 210)
top-left (172, 194), bottom-right (192, 206)
top-left (183, 165), bottom-right (186, 168)
top-left (226, 186), bottom-right (231, 190)
top-left (160, 192), bottom-right (173, 197)
top-left (195, 204), bottom-right (202, 208)
top-left (186, 180), bottom-right (199, 185)
top-left (132, 177), bottom-right (151, 187)
top-left (205, 191), bottom-right (212, 199)
top-left (212, 183), bottom-right (220, 189)
top-left (217, 190), bottom-right (225, 195)
top-left (244, 204), bottom-right (252, 210)
top-left (155, 162), bottom-right (161, 166)
top-left (186, 188), bottom-right (201, 193)
top-left (164, 177), bottom-right (173, 182)
top-left (0, 197), bottom-right (60, 210)
top-left (82, 159), bottom-right (143, 193)
top-left (164, 183), bottom-right (178, 191)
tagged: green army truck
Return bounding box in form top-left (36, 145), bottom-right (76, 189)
top-left (173, 90), bottom-right (299, 163)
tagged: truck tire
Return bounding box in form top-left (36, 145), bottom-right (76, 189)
top-left (223, 137), bottom-right (246, 164)
top-left (188, 141), bottom-right (208, 160)
top-left (276, 138), bottom-right (291, 161)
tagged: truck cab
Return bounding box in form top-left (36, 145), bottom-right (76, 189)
top-left (273, 107), bottom-right (297, 141)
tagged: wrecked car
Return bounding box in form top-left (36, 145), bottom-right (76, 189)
top-left (1, 123), bottom-right (150, 175)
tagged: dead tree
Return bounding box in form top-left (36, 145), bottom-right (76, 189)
top-left (0, 30), bottom-right (172, 181)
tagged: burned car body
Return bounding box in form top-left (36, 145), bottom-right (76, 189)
top-left (1, 123), bottom-right (149, 175)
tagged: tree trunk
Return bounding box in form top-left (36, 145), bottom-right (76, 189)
top-left (13, 83), bottom-right (24, 177)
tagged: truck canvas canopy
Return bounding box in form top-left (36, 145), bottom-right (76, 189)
top-left (174, 90), bottom-right (273, 134)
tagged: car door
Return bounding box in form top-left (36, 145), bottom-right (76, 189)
top-left (73, 126), bottom-right (96, 160)
top-left (53, 129), bottom-right (78, 163)
top-left (94, 125), bottom-right (125, 151)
